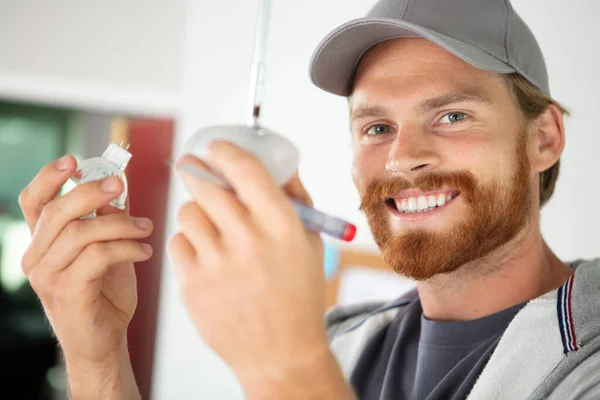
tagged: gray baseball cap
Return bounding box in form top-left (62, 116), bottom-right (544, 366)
top-left (309, 0), bottom-right (549, 97)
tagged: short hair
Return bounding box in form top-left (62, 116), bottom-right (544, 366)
top-left (503, 73), bottom-right (569, 208)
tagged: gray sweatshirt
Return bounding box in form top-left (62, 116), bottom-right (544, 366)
top-left (326, 259), bottom-right (600, 399)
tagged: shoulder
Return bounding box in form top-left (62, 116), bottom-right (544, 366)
top-left (568, 258), bottom-right (600, 279)
top-left (325, 301), bottom-right (387, 342)
top-left (548, 346), bottom-right (600, 400)
top-left (325, 287), bottom-right (419, 341)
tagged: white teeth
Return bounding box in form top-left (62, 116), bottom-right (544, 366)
top-left (394, 192), bottom-right (457, 213)
top-left (394, 198), bottom-right (409, 211)
top-left (407, 197), bottom-right (418, 211)
top-left (437, 193), bottom-right (446, 207)
top-left (417, 196), bottom-right (428, 211)
top-left (428, 195), bottom-right (437, 207)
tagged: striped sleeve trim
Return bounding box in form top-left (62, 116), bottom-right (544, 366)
top-left (557, 274), bottom-right (578, 354)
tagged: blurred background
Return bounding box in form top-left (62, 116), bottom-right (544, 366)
top-left (0, 0), bottom-right (598, 399)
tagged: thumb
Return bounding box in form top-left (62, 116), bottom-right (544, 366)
top-left (283, 172), bottom-right (313, 208)
top-left (283, 173), bottom-right (323, 250)
top-left (96, 189), bottom-right (130, 216)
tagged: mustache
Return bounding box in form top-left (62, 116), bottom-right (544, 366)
top-left (359, 171), bottom-right (479, 211)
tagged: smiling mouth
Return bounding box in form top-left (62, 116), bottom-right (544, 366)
top-left (386, 190), bottom-right (461, 214)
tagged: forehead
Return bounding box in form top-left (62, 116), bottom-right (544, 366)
top-left (350, 38), bottom-right (507, 109)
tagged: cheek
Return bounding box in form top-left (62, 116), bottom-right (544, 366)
top-left (351, 146), bottom-right (386, 194)
top-left (351, 156), bottom-right (366, 193)
top-left (445, 138), bottom-right (505, 179)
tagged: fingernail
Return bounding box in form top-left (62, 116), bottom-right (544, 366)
top-left (56, 155), bottom-right (70, 171)
top-left (101, 176), bottom-right (120, 193)
top-left (139, 243), bottom-right (153, 255)
top-left (133, 217), bottom-right (151, 230)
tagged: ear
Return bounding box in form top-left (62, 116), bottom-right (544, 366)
top-left (529, 104), bottom-right (565, 173)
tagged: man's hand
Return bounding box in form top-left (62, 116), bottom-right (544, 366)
top-left (169, 142), bottom-right (354, 399)
top-left (19, 155), bottom-right (152, 399)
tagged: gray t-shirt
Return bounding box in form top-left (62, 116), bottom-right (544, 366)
top-left (350, 298), bottom-right (524, 400)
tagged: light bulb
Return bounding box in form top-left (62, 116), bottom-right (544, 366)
top-left (70, 143), bottom-right (132, 218)
top-left (182, 125), bottom-right (299, 186)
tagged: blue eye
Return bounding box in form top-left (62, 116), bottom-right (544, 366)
top-left (366, 124), bottom-right (392, 135)
top-left (439, 112), bottom-right (468, 124)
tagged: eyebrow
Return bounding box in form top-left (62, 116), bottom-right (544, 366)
top-left (350, 88), bottom-right (493, 122)
top-left (413, 89), bottom-right (493, 114)
top-left (350, 105), bottom-right (390, 121)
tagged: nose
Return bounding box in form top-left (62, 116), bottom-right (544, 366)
top-left (385, 125), bottom-right (441, 175)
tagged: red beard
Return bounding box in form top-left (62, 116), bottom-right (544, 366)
top-left (359, 135), bottom-right (532, 281)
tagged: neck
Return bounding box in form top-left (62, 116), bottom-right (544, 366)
top-left (417, 218), bottom-right (573, 321)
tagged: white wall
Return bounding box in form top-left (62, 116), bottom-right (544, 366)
top-left (152, 0), bottom-right (600, 398)
top-left (0, 0), bottom-right (185, 116)
top-left (518, 1), bottom-right (600, 260)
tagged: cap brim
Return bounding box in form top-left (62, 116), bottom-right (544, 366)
top-left (310, 18), bottom-right (516, 96)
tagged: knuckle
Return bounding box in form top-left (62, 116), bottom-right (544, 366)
top-left (28, 268), bottom-right (53, 296)
top-left (169, 234), bottom-right (198, 267)
top-left (177, 202), bottom-right (198, 225)
top-left (62, 219), bottom-right (84, 239)
top-left (20, 249), bottom-right (36, 275)
top-left (168, 234), bottom-right (190, 260)
top-left (84, 242), bottom-right (107, 261)
top-left (40, 201), bottom-right (63, 224)
top-left (168, 233), bottom-right (182, 254)
top-left (18, 186), bottom-right (31, 210)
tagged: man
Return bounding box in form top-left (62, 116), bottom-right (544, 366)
top-left (18, 0), bottom-right (599, 399)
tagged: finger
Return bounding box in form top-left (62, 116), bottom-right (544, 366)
top-left (205, 141), bottom-right (295, 220)
top-left (22, 176), bottom-right (125, 269)
top-left (30, 239), bottom-right (152, 302)
top-left (177, 202), bottom-right (221, 263)
top-left (281, 173), bottom-right (324, 245)
top-left (176, 155), bottom-right (253, 236)
top-left (34, 214), bottom-right (153, 276)
top-left (283, 172), bottom-right (313, 207)
top-left (97, 190), bottom-right (130, 216)
top-left (19, 155), bottom-right (77, 235)
top-left (168, 232), bottom-right (198, 281)
top-left (67, 240), bottom-right (152, 283)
